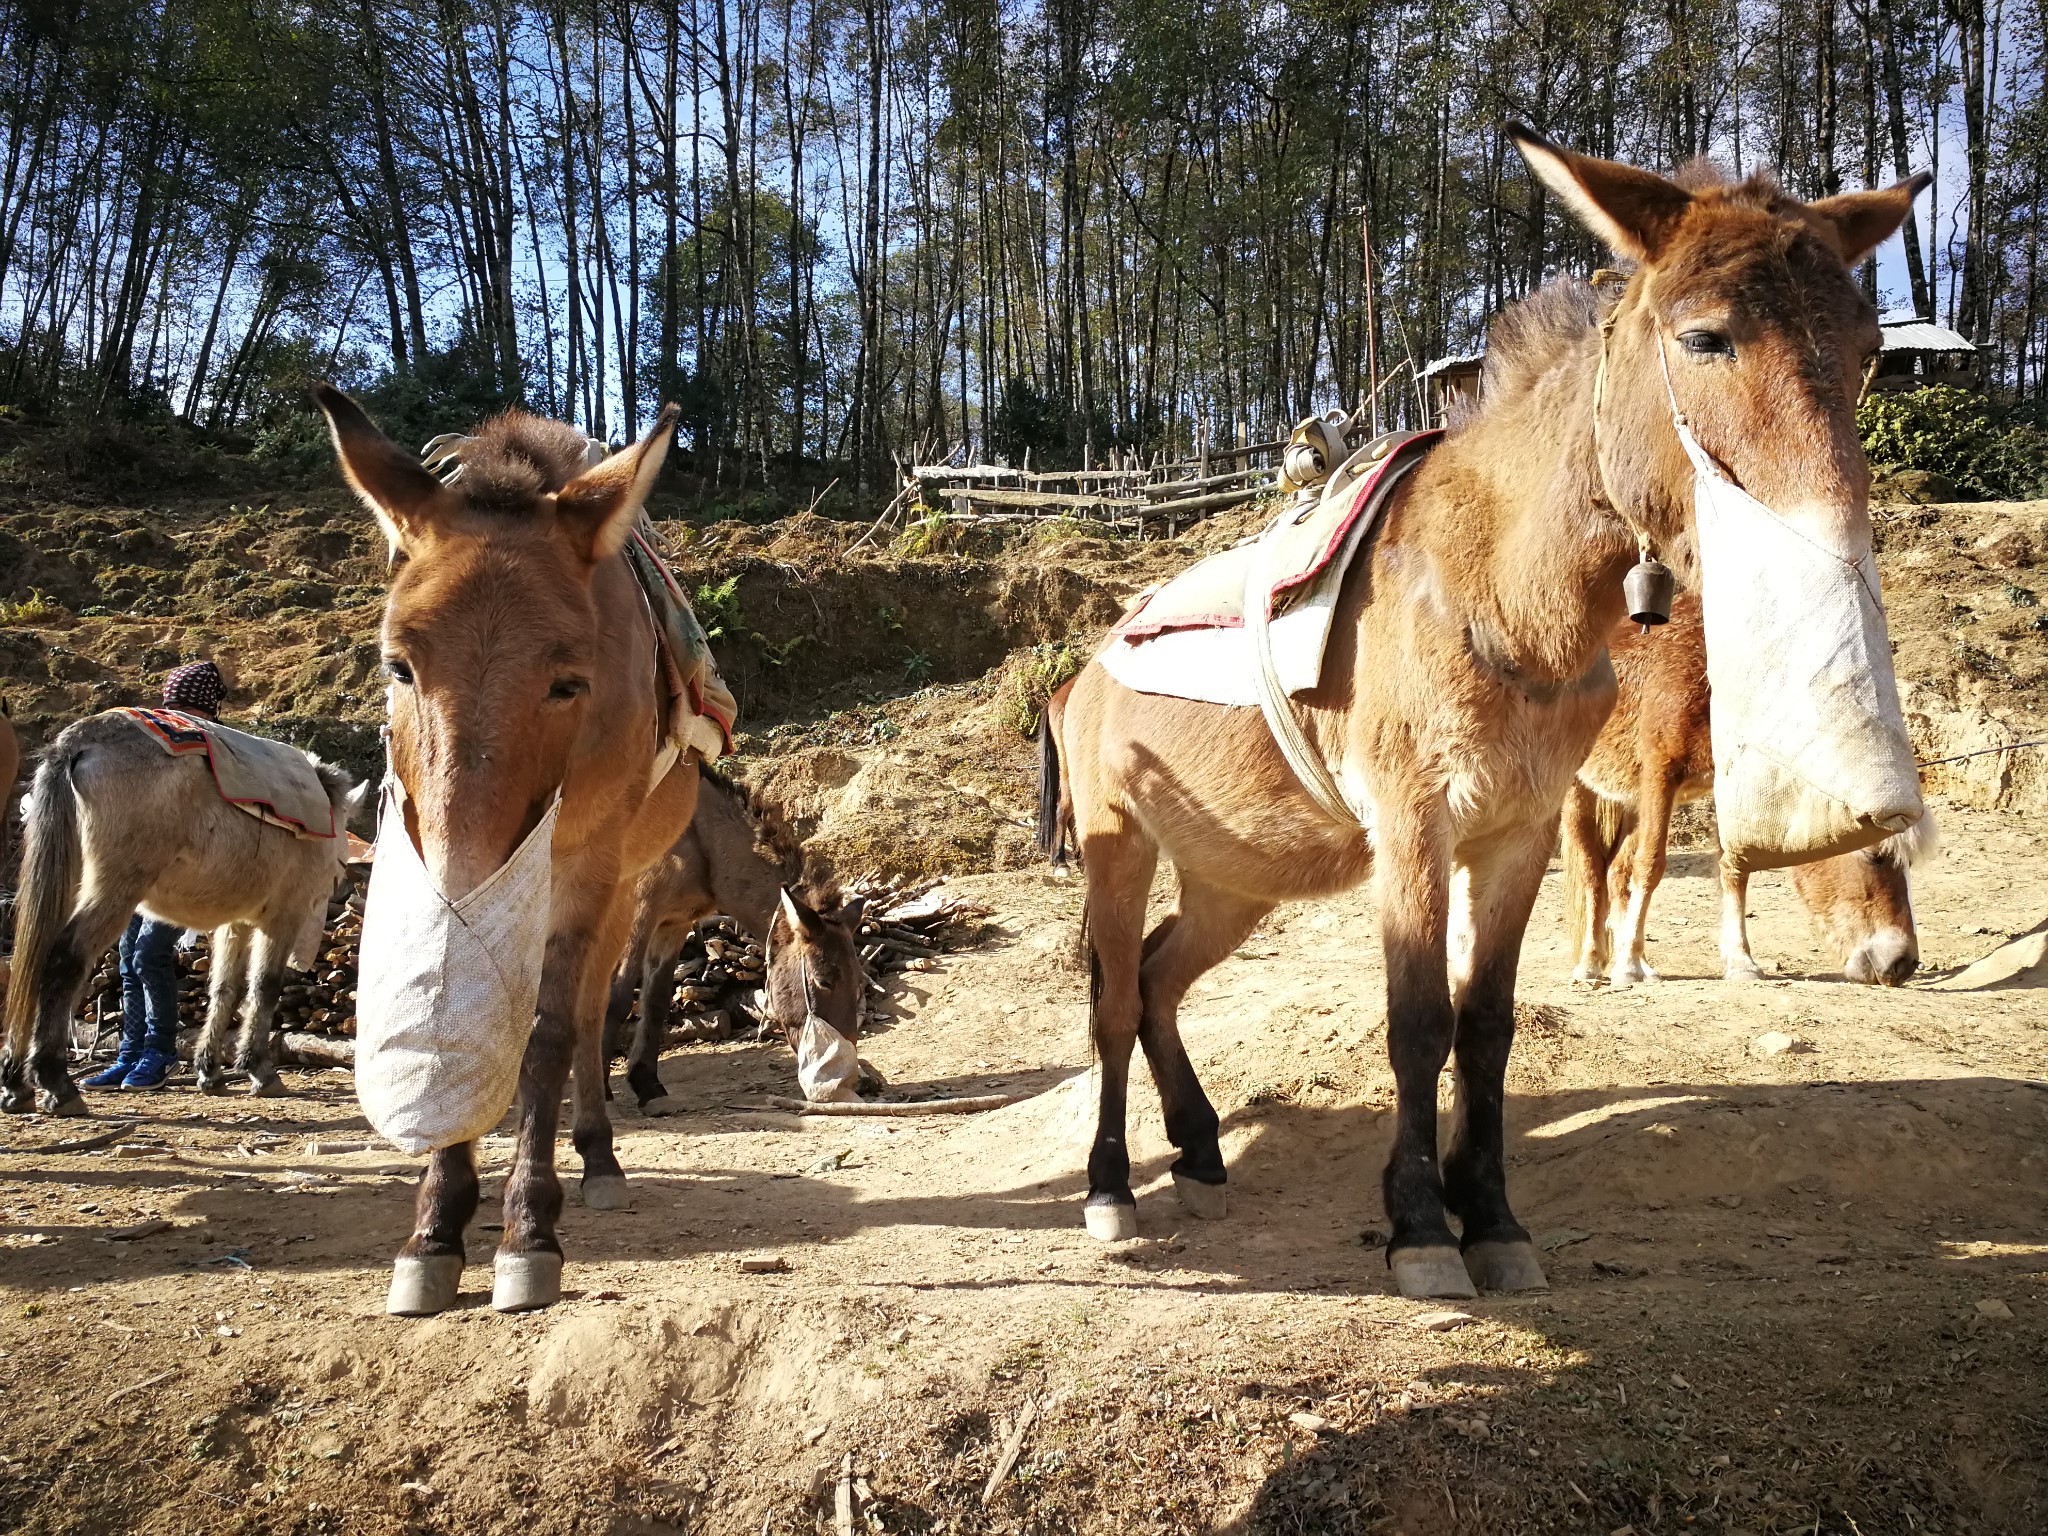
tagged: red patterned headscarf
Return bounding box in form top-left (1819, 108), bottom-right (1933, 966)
top-left (162, 660), bottom-right (225, 718)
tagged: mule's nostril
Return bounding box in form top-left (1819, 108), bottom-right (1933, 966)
top-left (1847, 929), bottom-right (1916, 987)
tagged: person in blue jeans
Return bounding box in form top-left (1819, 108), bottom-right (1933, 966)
top-left (82, 916), bottom-right (184, 1089)
top-left (83, 660), bottom-right (226, 1091)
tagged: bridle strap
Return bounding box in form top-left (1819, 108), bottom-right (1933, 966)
top-left (1589, 291), bottom-right (1658, 563)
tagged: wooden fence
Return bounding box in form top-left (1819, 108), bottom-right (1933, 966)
top-left (895, 430), bottom-right (1291, 539)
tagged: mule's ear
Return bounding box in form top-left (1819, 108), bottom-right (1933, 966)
top-left (313, 383), bottom-right (444, 554)
top-left (835, 895), bottom-right (867, 932)
top-left (1808, 172), bottom-right (1932, 267)
top-left (778, 885), bottom-right (824, 938)
top-left (1507, 124), bottom-right (1694, 263)
top-left (556, 403), bottom-right (681, 562)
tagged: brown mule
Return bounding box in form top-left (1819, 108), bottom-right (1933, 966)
top-left (1043, 132), bottom-right (1926, 1298)
top-left (1564, 595), bottom-right (1932, 988)
top-left (316, 387), bottom-right (701, 1315)
top-left (604, 767), bottom-right (868, 1112)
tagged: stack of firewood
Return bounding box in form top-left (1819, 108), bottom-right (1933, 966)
top-left (642, 880), bottom-right (989, 1043)
top-left (77, 874), bottom-right (983, 1064)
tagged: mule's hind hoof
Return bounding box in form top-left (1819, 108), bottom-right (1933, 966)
top-left (247, 1074), bottom-right (288, 1099)
top-left (581, 1175), bottom-right (632, 1210)
top-left (1083, 1196), bottom-right (1138, 1242)
top-left (1172, 1172), bottom-right (1227, 1221)
top-left (1462, 1240), bottom-right (1548, 1293)
top-left (387, 1255), bottom-right (464, 1316)
top-left (638, 1095), bottom-right (682, 1118)
top-left (492, 1251), bottom-right (563, 1312)
top-left (1390, 1244), bottom-right (1479, 1300)
top-left (39, 1091), bottom-right (88, 1118)
top-left (197, 1077), bottom-right (229, 1097)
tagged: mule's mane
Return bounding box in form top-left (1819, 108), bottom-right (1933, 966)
top-left (451, 411), bottom-right (598, 513)
top-left (699, 763), bottom-right (840, 905)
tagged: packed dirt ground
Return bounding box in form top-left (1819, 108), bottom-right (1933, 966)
top-left (2, 434), bottom-right (2046, 1534)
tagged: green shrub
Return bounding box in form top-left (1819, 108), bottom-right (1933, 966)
top-left (1858, 386), bottom-right (2046, 499)
top-left (1002, 642), bottom-right (1082, 738)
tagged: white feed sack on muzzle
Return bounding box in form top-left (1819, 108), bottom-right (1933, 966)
top-left (353, 785), bottom-right (560, 1154)
top-left (1682, 422), bottom-right (1924, 871)
top-left (794, 1014), bottom-right (860, 1103)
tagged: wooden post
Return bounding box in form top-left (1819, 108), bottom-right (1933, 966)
top-left (1360, 203), bottom-right (1382, 438)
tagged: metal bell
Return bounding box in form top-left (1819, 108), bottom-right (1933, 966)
top-left (1624, 557), bottom-right (1674, 626)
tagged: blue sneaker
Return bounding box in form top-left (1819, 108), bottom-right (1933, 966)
top-left (83, 1057), bottom-right (139, 1088)
top-left (119, 1050), bottom-right (174, 1090)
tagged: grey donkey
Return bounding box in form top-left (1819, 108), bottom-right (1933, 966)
top-left (2, 712), bottom-right (366, 1114)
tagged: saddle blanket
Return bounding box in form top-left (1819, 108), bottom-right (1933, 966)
top-left (121, 708), bottom-right (338, 840)
top-left (625, 515), bottom-right (737, 763)
top-left (1099, 431), bottom-right (1439, 707)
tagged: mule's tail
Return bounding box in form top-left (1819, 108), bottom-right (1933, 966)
top-left (1560, 788), bottom-right (1633, 953)
top-left (3, 752), bottom-right (84, 1058)
top-left (1034, 708), bottom-right (1068, 864)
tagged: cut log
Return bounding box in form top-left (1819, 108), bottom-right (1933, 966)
top-left (279, 1032), bottom-right (355, 1068)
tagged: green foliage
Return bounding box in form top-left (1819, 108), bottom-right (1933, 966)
top-left (0, 590), bottom-right (62, 625)
top-left (892, 505), bottom-right (950, 557)
top-left (1001, 642), bottom-right (1082, 739)
top-left (1858, 387), bottom-right (2047, 500)
top-left (987, 376), bottom-right (1117, 471)
top-left (693, 575), bottom-right (744, 639)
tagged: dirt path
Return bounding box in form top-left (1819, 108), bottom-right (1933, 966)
top-left (1, 795), bottom-right (2042, 1535)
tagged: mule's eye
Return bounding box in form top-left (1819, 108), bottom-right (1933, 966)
top-left (1679, 329), bottom-right (1734, 358)
top-left (383, 657), bottom-right (414, 685)
top-left (548, 677), bottom-right (589, 701)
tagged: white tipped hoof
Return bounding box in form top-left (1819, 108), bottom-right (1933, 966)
top-left (1083, 1199), bottom-right (1138, 1242)
top-left (1462, 1240), bottom-right (1549, 1293)
top-left (638, 1095), bottom-right (683, 1118)
top-left (492, 1251), bottom-right (563, 1312)
top-left (386, 1255), bottom-right (463, 1316)
top-left (1390, 1244), bottom-right (1479, 1300)
top-left (42, 1092), bottom-right (90, 1118)
top-left (1722, 957), bottom-right (1766, 983)
top-left (247, 1074), bottom-right (288, 1099)
top-left (581, 1175), bottom-right (631, 1210)
top-left (1173, 1173), bottom-right (1227, 1221)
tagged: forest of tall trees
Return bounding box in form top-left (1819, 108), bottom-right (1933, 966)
top-left (0, 0), bottom-right (2042, 485)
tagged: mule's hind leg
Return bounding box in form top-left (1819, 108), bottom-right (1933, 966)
top-left (195, 926), bottom-right (249, 1094)
top-left (1078, 823), bottom-right (1158, 1242)
top-left (1442, 822), bottom-right (1554, 1294)
top-left (1136, 881), bottom-right (1271, 1221)
top-left (234, 925), bottom-right (291, 1097)
top-left (389, 1142), bottom-right (479, 1316)
top-left (12, 900), bottom-right (134, 1115)
top-left (1610, 766), bottom-right (1682, 987)
top-left (1717, 855), bottom-right (1764, 980)
top-left (626, 923), bottom-right (687, 1115)
top-left (1559, 783), bottom-right (1610, 984)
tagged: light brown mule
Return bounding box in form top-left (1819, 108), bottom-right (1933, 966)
top-left (1564, 594), bottom-right (1931, 988)
top-left (316, 386), bottom-right (698, 1315)
top-left (1044, 131), bottom-right (1926, 1299)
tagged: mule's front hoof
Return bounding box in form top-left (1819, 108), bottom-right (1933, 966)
top-left (638, 1095), bottom-right (683, 1118)
top-left (0, 1092), bottom-right (27, 1115)
top-left (1083, 1195), bottom-right (1138, 1242)
top-left (581, 1175), bottom-right (631, 1210)
top-left (1390, 1244), bottom-right (1479, 1300)
top-left (1172, 1172), bottom-right (1227, 1221)
top-left (1722, 957), bottom-right (1766, 983)
top-left (1609, 960), bottom-right (1661, 989)
top-left (39, 1090), bottom-right (89, 1119)
top-left (1462, 1240), bottom-right (1548, 1294)
top-left (196, 1075), bottom-right (230, 1097)
top-left (247, 1074), bottom-right (288, 1099)
top-left (387, 1255), bottom-right (464, 1316)
top-left (492, 1251), bottom-right (563, 1313)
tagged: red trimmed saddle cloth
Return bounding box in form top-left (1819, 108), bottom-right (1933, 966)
top-left (120, 708), bottom-right (338, 839)
top-left (1098, 430), bottom-right (1439, 706)
top-left (624, 516), bottom-right (737, 762)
